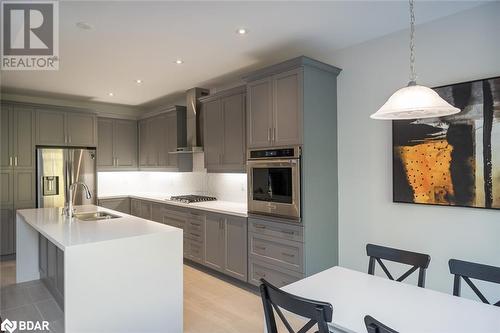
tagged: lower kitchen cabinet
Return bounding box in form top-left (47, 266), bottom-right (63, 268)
top-left (39, 233), bottom-right (64, 309)
top-left (130, 199), bottom-right (141, 216)
top-left (98, 197), bottom-right (130, 214)
top-left (204, 212), bottom-right (248, 281)
top-left (0, 207), bottom-right (15, 256)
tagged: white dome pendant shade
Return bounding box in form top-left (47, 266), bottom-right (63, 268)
top-left (370, 81), bottom-right (460, 120)
top-left (370, 0), bottom-right (461, 120)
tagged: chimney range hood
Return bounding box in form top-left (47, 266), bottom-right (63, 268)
top-left (170, 87), bottom-right (210, 153)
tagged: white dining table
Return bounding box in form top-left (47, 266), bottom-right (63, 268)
top-left (282, 266), bottom-right (500, 333)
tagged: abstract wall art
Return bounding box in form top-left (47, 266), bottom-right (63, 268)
top-left (393, 77), bottom-right (500, 209)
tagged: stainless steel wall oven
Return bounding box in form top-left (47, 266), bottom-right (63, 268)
top-left (247, 146), bottom-right (301, 220)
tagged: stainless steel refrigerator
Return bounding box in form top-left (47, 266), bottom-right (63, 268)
top-left (36, 147), bottom-right (97, 208)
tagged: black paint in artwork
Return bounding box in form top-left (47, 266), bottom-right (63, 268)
top-left (482, 80), bottom-right (494, 208)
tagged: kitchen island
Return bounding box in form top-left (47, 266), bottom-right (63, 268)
top-left (16, 205), bottom-right (183, 333)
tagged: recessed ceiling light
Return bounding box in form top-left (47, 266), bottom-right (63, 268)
top-left (108, 92), bottom-right (114, 97)
top-left (236, 28), bottom-right (248, 35)
top-left (135, 79), bottom-right (143, 84)
top-left (76, 21), bottom-right (93, 30)
top-left (174, 59), bottom-right (184, 64)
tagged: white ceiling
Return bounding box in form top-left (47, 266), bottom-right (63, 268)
top-left (1, 1), bottom-right (485, 108)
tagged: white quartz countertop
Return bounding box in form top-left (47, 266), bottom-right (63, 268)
top-left (98, 193), bottom-right (248, 217)
top-left (16, 205), bottom-right (180, 250)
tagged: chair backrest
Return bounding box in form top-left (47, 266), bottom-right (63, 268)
top-left (259, 278), bottom-right (333, 333)
top-left (448, 259), bottom-right (500, 306)
top-left (364, 315), bottom-right (399, 333)
top-left (366, 243), bottom-right (431, 287)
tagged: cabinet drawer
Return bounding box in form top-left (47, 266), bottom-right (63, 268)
top-left (162, 208), bottom-right (186, 229)
top-left (249, 232), bottom-right (304, 273)
top-left (185, 238), bottom-right (204, 263)
top-left (249, 258), bottom-right (303, 288)
top-left (186, 212), bottom-right (205, 239)
top-left (249, 217), bottom-right (303, 242)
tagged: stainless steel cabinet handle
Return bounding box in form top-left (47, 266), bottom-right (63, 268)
top-left (14, 156), bottom-right (17, 166)
top-left (282, 252), bottom-right (295, 258)
top-left (281, 230), bottom-right (294, 235)
top-left (272, 128), bottom-right (276, 141)
top-left (267, 128), bottom-right (271, 142)
top-left (115, 157), bottom-right (119, 166)
top-left (255, 245), bottom-right (266, 251)
top-left (255, 224), bottom-right (266, 229)
top-left (9, 156), bottom-right (12, 166)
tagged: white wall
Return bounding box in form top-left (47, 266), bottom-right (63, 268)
top-left (98, 171), bottom-right (247, 203)
top-left (332, 3), bottom-right (500, 299)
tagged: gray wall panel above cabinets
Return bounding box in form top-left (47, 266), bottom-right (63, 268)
top-left (97, 117), bottom-right (138, 171)
top-left (201, 85), bottom-right (246, 173)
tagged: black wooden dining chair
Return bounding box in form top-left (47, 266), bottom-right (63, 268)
top-left (364, 315), bottom-right (399, 333)
top-left (366, 243), bottom-right (431, 287)
top-left (448, 259), bottom-right (500, 306)
top-left (260, 278), bottom-right (333, 333)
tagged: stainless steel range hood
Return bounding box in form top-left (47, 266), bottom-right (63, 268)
top-left (173, 87), bottom-right (209, 153)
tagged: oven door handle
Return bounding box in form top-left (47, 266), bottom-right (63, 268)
top-left (247, 159), bottom-right (298, 167)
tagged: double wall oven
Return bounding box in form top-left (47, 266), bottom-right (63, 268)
top-left (247, 146), bottom-right (301, 221)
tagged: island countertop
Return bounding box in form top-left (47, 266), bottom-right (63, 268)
top-left (16, 204), bottom-right (179, 250)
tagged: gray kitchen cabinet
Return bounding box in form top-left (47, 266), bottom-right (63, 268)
top-left (13, 169), bottom-right (35, 208)
top-left (203, 212), bottom-right (248, 281)
top-left (138, 120), bottom-right (148, 167)
top-left (246, 78), bottom-right (273, 148)
top-left (151, 203), bottom-right (163, 223)
top-left (97, 118), bottom-right (138, 170)
top-left (162, 209), bottom-right (186, 229)
top-left (97, 118), bottom-right (114, 168)
top-left (201, 86), bottom-right (246, 173)
top-left (0, 208), bottom-right (14, 256)
top-left (244, 65), bottom-right (303, 148)
top-left (1, 104), bottom-right (35, 169)
top-left (165, 112), bottom-right (178, 168)
top-left (139, 117), bottom-right (159, 168)
top-left (66, 112), bottom-right (97, 146)
top-left (204, 214), bottom-right (224, 271)
top-left (185, 212), bottom-right (205, 264)
top-left (130, 199), bottom-right (141, 217)
top-left (36, 109), bottom-right (97, 146)
top-left (36, 109), bottom-right (66, 146)
top-left (139, 201), bottom-right (152, 220)
top-left (0, 170), bottom-right (13, 207)
top-left (40, 234), bottom-right (64, 309)
top-left (98, 197), bottom-right (130, 214)
top-left (0, 104), bottom-right (12, 168)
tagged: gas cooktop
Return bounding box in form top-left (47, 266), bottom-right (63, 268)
top-left (169, 195), bottom-right (217, 204)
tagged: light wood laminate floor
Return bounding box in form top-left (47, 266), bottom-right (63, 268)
top-left (1, 260), bottom-right (306, 332)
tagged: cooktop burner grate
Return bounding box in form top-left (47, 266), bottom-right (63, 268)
top-left (169, 195), bottom-right (217, 204)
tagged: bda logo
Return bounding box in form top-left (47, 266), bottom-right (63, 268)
top-left (0, 318), bottom-right (17, 333)
top-left (1, 0), bottom-right (59, 70)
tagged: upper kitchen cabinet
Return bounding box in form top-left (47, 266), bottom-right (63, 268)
top-left (36, 109), bottom-right (97, 147)
top-left (243, 56), bottom-right (340, 149)
top-left (1, 103), bottom-right (35, 169)
top-left (138, 106), bottom-right (184, 171)
top-left (201, 86), bottom-right (246, 173)
top-left (97, 117), bottom-right (138, 171)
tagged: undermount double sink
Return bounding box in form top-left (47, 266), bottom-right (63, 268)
top-left (73, 211), bottom-right (121, 221)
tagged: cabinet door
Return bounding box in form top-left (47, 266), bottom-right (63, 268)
top-left (139, 201), bottom-right (151, 220)
top-left (14, 169), bottom-right (35, 208)
top-left (56, 247), bottom-right (64, 299)
top-left (151, 204), bottom-right (163, 223)
top-left (97, 118), bottom-right (114, 169)
top-left (273, 69), bottom-right (303, 146)
top-left (0, 170), bottom-right (13, 207)
top-left (138, 120), bottom-right (148, 167)
top-left (247, 78), bottom-right (273, 148)
top-left (130, 199), bottom-right (141, 217)
top-left (99, 198), bottom-right (130, 214)
top-left (38, 234), bottom-right (48, 278)
top-left (155, 115), bottom-right (168, 168)
top-left (114, 119), bottom-right (137, 169)
top-left (67, 112), bottom-right (96, 146)
top-left (166, 112), bottom-right (178, 168)
top-left (204, 215), bottom-right (224, 271)
top-left (223, 216), bottom-right (248, 281)
top-left (203, 99), bottom-right (222, 170)
top-left (1, 104), bottom-right (13, 168)
top-left (13, 106), bottom-right (35, 169)
top-left (47, 241), bottom-right (57, 286)
top-left (221, 93), bottom-right (246, 171)
top-left (36, 110), bottom-right (66, 145)
top-left (0, 208), bottom-right (14, 255)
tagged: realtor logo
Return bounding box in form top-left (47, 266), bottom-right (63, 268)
top-left (1, 319), bottom-right (17, 333)
top-left (1, 0), bottom-right (59, 70)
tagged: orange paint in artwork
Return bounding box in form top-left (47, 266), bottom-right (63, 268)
top-left (399, 140), bottom-right (455, 204)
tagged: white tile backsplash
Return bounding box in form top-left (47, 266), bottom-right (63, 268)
top-left (98, 171), bottom-right (247, 203)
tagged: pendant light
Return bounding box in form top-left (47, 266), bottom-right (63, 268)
top-left (370, 0), bottom-right (460, 120)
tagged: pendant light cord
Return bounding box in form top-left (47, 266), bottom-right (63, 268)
top-left (409, 0), bottom-right (417, 84)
